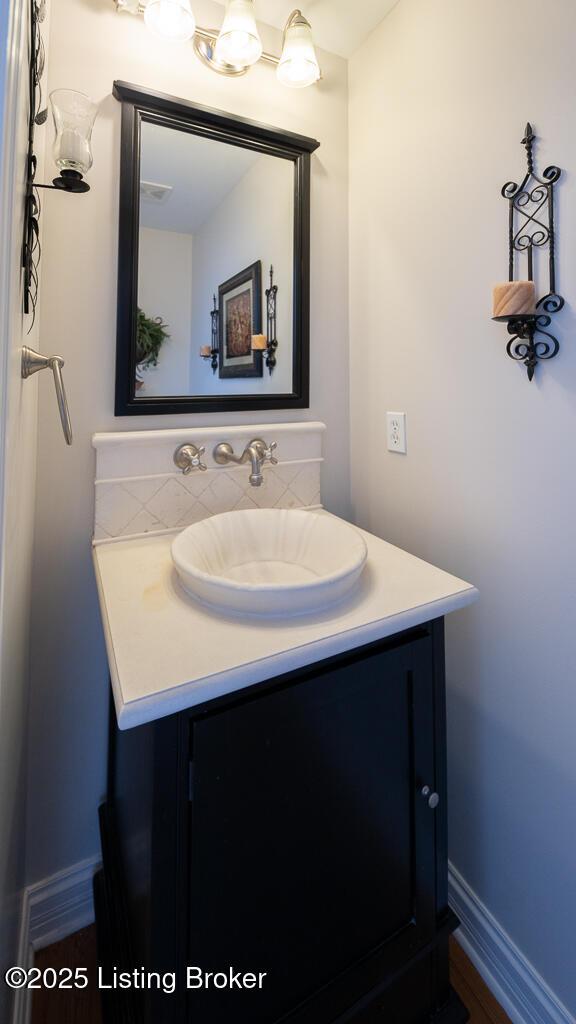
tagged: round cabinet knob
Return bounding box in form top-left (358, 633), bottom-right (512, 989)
top-left (421, 785), bottom-right (440, 810)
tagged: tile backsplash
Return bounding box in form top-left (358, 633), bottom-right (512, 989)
top-left (92, 423), bottom-right (325, 543)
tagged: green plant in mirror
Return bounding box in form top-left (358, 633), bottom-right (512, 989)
top-left (136, 307), bottom-right (170, 368)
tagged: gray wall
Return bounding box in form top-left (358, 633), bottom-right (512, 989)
top-left (27, 0), bottom-right (350, 884)
top-left (350, 0), bottom-right (576, 1013)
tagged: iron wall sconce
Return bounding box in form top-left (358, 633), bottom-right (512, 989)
top-left (23, 0), bottom-right (97, 323)
top-left (251, 265), bottom-right (278, 373)
top-left (492, 123), bottom-right (564, 381)
top-left (264, 264), bottom-right (278, 374)
top-left (199, 294), bottom-right (220, 372)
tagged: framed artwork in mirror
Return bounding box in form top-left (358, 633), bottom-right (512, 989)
top-left (218, 261), bottom-right (262, 379)
top-left (112, 81), bottom-right (320, 415)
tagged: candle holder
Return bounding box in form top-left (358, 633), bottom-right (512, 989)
top-left (200, 294), bottom-right (219, 372)
top-left (493, 123), bottom-right (564, 381)
top-left (22, 0), bottom-right (97, 325)
top-left (265, 264), bottom-right (278, 374)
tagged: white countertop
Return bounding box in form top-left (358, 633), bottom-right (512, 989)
top-left (93, 517), bottom-right (478, 729)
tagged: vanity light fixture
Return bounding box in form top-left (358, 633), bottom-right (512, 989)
top-left (23, 0), bottom-right (98, 322)
top-left (116, 0), bottom-right (321, 87)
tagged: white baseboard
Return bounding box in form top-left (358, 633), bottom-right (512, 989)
top-left (27, 855), bottom-right (100, 951)
top-left (449, 862), bottom-right (574, 1024)
top-left (12, 856), bottom-right (100, 1024)
top-left (13, 855), bottom-right (574, 1024)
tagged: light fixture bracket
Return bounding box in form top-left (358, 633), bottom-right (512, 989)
top-left (193, 33), bottom-right (249, 76)
top-left (283, 8), bottom-right (309, 41)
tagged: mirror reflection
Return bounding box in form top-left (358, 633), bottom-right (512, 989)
top-left (136, 120), bottom-right (294, 399)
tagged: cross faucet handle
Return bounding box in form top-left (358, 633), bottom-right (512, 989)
top-left (174, 443), bottom-right (207, 475)
top-left (263, 441), bottom-right (278, 465)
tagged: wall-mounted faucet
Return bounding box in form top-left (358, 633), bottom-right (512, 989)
top-left (213, 438), bottom-right (278, 487)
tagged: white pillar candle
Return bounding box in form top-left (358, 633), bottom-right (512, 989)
top-left (251, 334), bottom-right (267, 351)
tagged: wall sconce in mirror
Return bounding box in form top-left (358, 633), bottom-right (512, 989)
top-left (251, 265), bottom-right (278, 373)
top-left (116, 0), bottom-right (321, 88)
top-left (264, 263), bottom-right (278, 373)
top-left (23, 0), bottom-right (98, 323)
top-left (492, 123), bottom-right (564, 382)
top-left (199, 295), bottom-right (220, 373)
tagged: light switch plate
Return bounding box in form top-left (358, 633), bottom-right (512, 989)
top-left (386, 412), bottom-right (407, 453)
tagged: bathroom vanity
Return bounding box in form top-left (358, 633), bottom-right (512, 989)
top-left (91, 429), bottom-right (477, 1024)
top-left (94, 73), bottom-right (477, 1022)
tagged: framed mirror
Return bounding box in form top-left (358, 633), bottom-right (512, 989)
top-left (113, 81), bottom-right (319, 415)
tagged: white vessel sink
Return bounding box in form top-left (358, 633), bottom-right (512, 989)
top-left (171, 509), bottom-right (368, 616)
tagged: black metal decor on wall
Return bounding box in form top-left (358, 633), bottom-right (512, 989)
top-left (209, 293), bottom-right (219, 373)
top-left (199, 294), bottom-right (220, 373)
top-left (265, 264), bottom-right (278, 374)
top-left (22, 0), bottom-right (92, 325)
top-left (22, 0), bottom-right (48, 325)
top-left (493, 123), bottom-right (564, 381)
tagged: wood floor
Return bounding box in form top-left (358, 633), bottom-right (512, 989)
top-left (32, 927), bottom-right (102, 1024)
top-left (31, 927), bottom-right (511, 1024)
top-left (449, 938), bottom-right (512, 1024)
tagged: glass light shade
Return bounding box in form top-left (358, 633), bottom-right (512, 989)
top-left (277, 13), bottom-right (320, 88)
top-left (144, 0), bottom-right (195, 41)
top-left (50, 90), bottom-right (98, 175)
top-left (214, 0), bottom-right (262, 67)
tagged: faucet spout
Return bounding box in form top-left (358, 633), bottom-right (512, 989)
top-left (246, 443), bottom-right (265, 487)
top-left (213, 438), bottom-right (278, 487)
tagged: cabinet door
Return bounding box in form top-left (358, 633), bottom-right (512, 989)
top-left (186, 633), bottom-right (438, 1024)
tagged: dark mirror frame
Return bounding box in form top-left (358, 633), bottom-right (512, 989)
top-left (113, 81), bottom-right (320, 416)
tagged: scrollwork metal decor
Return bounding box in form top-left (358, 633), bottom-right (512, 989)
top-left (494, 123), bottom-right (564, 381)
top-left (23, 0), bottom-right (47, 325)
top-left (22, 0), bottom-right (93, 325)
top-left (199, 294), bottom-right (220, 373)
top-left (265, 264), bottom-right (278, 374)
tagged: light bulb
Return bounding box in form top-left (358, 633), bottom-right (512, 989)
top-left (215, 0), bottom-right (262, 67)
top-left (277, 10), bottom-right (320, 88)
top-left (144, 0), bottom-right (195, 41)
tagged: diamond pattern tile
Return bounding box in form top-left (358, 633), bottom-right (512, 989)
top-left (145, 478), bottom-right (196, 528)
top-left (121, 477), bottom-right (165, 503)
top-left (96, 482), bottom-right (142, 536)
top-left (94, 461), bottom-right (322, 540)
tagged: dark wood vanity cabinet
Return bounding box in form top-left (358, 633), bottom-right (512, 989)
top-left (95, 618), bottom-right (468, 1024)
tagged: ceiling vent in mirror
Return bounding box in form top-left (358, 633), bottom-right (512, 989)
top-left (140, 180), bottom-right (174, 203)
